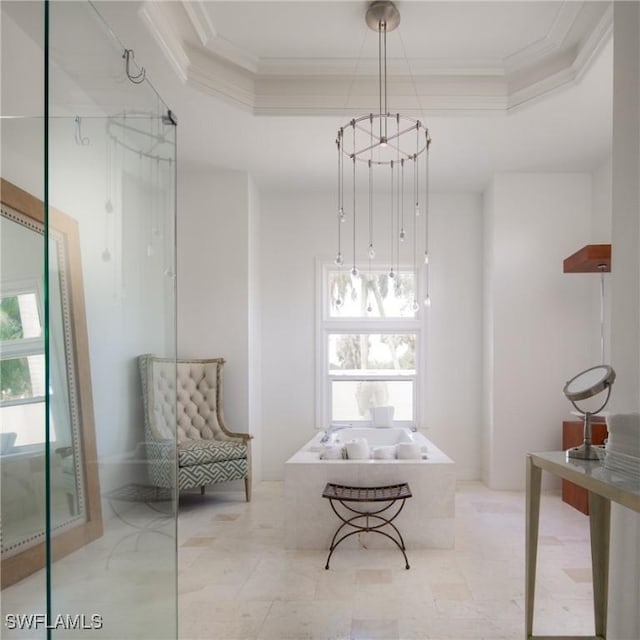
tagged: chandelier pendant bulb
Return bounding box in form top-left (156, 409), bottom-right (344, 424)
top-left (333, 1), bottom-right (431, 310)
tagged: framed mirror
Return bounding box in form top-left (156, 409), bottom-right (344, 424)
top-left (1, 178), bottom-right (103, 588)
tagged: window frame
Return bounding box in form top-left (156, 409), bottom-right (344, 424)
top-left (0, 278), bottom-right (45, 407)
top-left (316, 260), bottom-right (426, 429)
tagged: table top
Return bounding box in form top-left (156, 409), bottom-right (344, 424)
top-left (529, 451), bottom-right (640, 513)
top-left (322, 483), bottom-right (412, 502)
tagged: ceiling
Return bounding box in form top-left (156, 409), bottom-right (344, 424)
top-left (140, 0), bottom-right (612, 115)
top-left (7, 1), bottom-right (615, 193)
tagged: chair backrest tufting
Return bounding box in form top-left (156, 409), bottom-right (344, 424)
top-left (139, 355), bottom-right (233, 444)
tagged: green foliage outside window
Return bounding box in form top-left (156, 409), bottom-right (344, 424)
top-left (1, 358), bottom-right (33, 400)
top-left (1, 297), bottom-right (33, 400)
top-left (1, 296), bottom-right (24, 340)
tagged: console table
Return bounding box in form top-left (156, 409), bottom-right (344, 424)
top-left (526, 451), bottom-right (640, 640)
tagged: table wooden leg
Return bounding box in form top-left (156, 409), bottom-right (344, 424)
top-left (589, 492), bottom-right (610, 639)
top-left (525, 455), bottom-right (542, 639)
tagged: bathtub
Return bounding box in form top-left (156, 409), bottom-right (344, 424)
top-left (315, 426), bottom-right (419, 450)
top-left (284, 427), bottom-right (455, 550)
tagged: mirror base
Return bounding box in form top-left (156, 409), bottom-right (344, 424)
top-left (567, 443), bottom-right (602, 460)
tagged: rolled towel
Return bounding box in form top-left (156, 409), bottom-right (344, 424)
top-left (396, 442), bottom-right (422, 460)
top-left (320, 445), bottom-right (344, 460)
top-left (372, 445), bottom-right (397, 460)
top-left (345, 438), bottom-right (370, 460)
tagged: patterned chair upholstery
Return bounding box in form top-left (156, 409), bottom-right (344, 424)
top-left (138, 355), bottom-right (252, 501)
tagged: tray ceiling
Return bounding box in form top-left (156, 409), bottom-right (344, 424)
top-left (141, 0), bottom-right (612, 115)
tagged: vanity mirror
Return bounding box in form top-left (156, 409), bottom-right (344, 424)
top-left (1, 178), bottom-right (102, 588)
top-left (563, 364), bottom-right (616, 461)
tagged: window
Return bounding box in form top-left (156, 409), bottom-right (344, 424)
top-left (1, 282), bottom-right (47, 447)
top-left (317, 265), bottom-right (424, 428)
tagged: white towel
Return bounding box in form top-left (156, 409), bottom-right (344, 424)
top-left (396, 442), bottom-right (422, 459)
top-left (320, 445), bottom-right (344, 460)
top-left (606, 413), bottom-right (640, 456)
top-left (372, 445), bottom-right (397, 460)
top-left (345, 438), bottom-right (370, 460)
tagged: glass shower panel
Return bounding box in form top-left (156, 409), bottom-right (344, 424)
top-left (48, 2), bottom-right (177, 638)
top-left (0, 1), bottom-right (47, 634)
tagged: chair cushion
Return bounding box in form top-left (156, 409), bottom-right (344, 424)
top-left (178, 439), bottom-right (247, 468)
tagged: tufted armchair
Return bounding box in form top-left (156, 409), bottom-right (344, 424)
top-left (138, 355), bottom-right (252, 501)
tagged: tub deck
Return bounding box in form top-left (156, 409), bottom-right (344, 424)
top-left (284, 430), bottom-right (455, 550)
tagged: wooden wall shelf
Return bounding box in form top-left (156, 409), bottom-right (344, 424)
top-left (563, 244), bottom-right (611, 273)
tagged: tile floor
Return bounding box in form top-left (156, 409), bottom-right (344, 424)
top-left (177, 481), bottom-right (595, 639)
top-left (1, 480), bottom-right (595, 639)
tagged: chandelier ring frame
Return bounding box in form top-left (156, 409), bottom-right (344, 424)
top-left (338, 113), bottom-right (431, 165)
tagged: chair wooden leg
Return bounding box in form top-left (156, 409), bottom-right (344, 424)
top-left (244, 477), bottom-right (251, 502)
top-left (200, 485), bottom-right (205, 495)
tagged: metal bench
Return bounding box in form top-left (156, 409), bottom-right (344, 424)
top-left (322, 482), bottom-right (412, 569)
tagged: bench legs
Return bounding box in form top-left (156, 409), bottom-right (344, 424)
top-left (324, 497), bottom-right (410, 570)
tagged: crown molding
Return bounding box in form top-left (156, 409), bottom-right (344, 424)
top-left (572, 4), bottom-right (613, 83)
top-left (183, 1), bottom-right (217, 48)
top-left (139, 2), bottom-right (190, 84)
top-left (251, 75), bottom-right (509, 116)
top-left (184, 0), bottom-right (260, 73)
top-left (186, 44), bottom-right (256, 110)
top-left (503, 2), bottom-right (583, 74)
top-left (548, 1), bottom-right (584, 46)
top-left (252, 93), bottom-right (509, 117)
top-left (141, 1), bottom-right (613, 116)
top-left (255, 57), bottom-right (506, 77)
top-left (508, 18), bottom-right (612, 112)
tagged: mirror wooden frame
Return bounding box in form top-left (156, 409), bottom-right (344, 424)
top-left (0, 178), bottom-right (103, 588)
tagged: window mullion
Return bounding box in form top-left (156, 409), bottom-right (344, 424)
top-left (0, 337), bottom-right (45, 359)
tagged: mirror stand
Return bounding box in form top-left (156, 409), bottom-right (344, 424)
top-left (567, 411), bottom-right (601, 460)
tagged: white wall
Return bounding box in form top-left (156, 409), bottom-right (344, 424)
top-left (607, 3), bottom-right (640, 637)
top-left (591, 157), bottom-right (613, 242)
top-left (177, 168), bottom-right (257, 483)
top-left (178, 169), bottom-right (250, 425)
top-left (483, 173), bottom-right (596, 489)
top-left (259, 189), bottom-right (483, 481)
top-left (590, 157), bottom-right (613, 365)
top-left (248, 177), bottom-right (263, 482)
top-left (481, 186), bottom-right (495, 486)
top-left (259, 190), bottom-right (325, 481)
top-left (426, 193), bottom-right (483, 480)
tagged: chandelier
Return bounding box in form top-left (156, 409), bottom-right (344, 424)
top-left (334, 1), bottom-right (431, 312)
